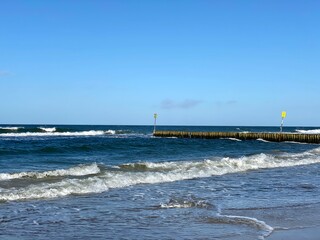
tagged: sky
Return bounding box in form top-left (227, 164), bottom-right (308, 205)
top-left (0, 0), bottom-right (319, 126)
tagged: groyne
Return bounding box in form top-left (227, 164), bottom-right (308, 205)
top-left (153, 131), bottom-right (320, 144)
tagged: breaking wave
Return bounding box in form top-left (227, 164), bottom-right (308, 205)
top-left (0, 128), bottom-right (127, 137)
top-left (221, 138), bottom-right (242, 141)
top-left (0, 163), bottom-right (100, 180)
top-left (0, 127), bottom-right (23, 131)
top-left (296, 129), bottom-right (320, 134)
top-left (39, 127), bottom-right (56, 132)
top-left (1, 147), bottom-right (320, 202)
top-left (257, 138), bottom-right (270, 143)
top-left (105, 130), bottom-right (116, 134)
top-left (0, 130), bottom-right (111, 137)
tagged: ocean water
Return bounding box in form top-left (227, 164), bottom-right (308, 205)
top-left (0, 125), bottom-right (320, 239)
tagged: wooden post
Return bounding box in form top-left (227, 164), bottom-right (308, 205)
top-left (153, 113), bottom-right (157, 134)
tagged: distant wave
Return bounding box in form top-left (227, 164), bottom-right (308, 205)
top-left (257, 138), bottom-right (270, 143)
top-left (105, 130), bottom-right (116, 134)
top-left (0, 127), bottom-right (23, 131)
top-left (39, 127), bottom-right (56, 132)
top-left (284, 141), bottom-right (308, 145)
top-left (296, 129), bottom-right (320, 134)
top-left (1, 147), bottom-right (320, 201)
top-left (0, 130), bottom-right (116, 137)
top-left (221, 138), bottom-right (242, 141)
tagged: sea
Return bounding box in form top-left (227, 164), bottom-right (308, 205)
top-left (0, 125), bottom-right (320, 240)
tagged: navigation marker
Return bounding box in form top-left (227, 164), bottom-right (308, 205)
top-left (153, 113), bottom-right (158, 133)
top-left (280, 111), bottom-right (286, 132)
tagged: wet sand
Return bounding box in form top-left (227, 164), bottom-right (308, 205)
top-left (268, 226), bottom-right (320, 240)
top-left (223, 202), bottom-right (320, 240)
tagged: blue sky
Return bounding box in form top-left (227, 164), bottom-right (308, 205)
top-left (1, 0), bottom-right (319, 126)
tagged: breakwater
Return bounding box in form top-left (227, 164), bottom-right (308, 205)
top-left (153, 131), bottom-right (320, 144)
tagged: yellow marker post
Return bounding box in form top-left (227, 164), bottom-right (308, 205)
top-left (153, 113), bottom-right (158, 134)
top-left (280, 111), bottom-right (286, 132)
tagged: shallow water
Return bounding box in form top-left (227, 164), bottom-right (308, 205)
top-left (0, 125), bottom-right (319, 239)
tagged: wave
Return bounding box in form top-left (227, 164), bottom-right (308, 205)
top-left (284, 141), bottom-right (308, 145)
top-left (120, 150), bottom-right (320, 175)
top-left (1, 147), bottom-right (320, 202)
top-left (257, 138), bottom-right (270, 143)
top-left (39, 127), bottom-right (56, 132)
top-left (0, 163), bottom-right (100, 180)
top-left (0, 130), bottom-right (108, 137)
top-left (0, 129), bottom-right (124, 137)
top-left (296, 129), bottom-right (320, 134)
top-left (0, 127), bottom-right (23, 131)
top-left (221, 138), bottom-right (242, 141)
top-left (205, 215), bottom-right (273, 238)
top-left (105, 130), bottom-right (116, 134)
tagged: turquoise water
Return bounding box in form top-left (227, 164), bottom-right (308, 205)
top-left (1, 125), bottom-right (320, 239)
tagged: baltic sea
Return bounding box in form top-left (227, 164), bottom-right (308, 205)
top-left (1, 125), bottom-right (320, 239)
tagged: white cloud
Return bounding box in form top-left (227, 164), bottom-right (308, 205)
top-left (160, 99), bottom-right (202, 109)
top-left (0, 71), bottom-right (10, 77)
top-left (215, 100), bottom-right (238, 107)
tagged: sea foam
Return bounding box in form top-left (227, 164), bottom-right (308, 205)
top-left (1, 147), bottom-right (320, 202)
top-left (205, 214), bottom-right (273, 239)
top-left (0, 127), bottom-right (23, 131)
top-left (0, 163), bottom-right (100, 180)
top-left (0, 130), bottom-right (107, 137)
top-left (296, 129), bottom-right (320, 134)
top-left (39, 127), bottom-right (56, 132)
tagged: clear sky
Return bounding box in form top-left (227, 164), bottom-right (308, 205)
top-left (1, 0), bottom-right (319, 126)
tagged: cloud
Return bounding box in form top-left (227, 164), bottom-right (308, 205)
top-left (0, 71), bottom-right (10, 77)
top-left (215, 100), bottom-right (238, 107)
top-left (226, 100), bottom-right (237, 105)
top-left (160, 99), bottom-right (202, 109)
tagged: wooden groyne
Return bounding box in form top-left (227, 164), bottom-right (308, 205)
top-left (153, 131), bottom-right (320, 144)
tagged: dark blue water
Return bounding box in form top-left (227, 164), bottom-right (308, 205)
top-left (1, 125), bottom-right (320, 239)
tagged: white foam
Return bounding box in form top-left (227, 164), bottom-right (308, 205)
top-left (221, 138), bottom-right (242, 141)
top-left (105, 130), bottom-right (116, 134)
top-left (39, 127), bottom-right (56, 132)
top-left (0, 127), bottom-right (22, 131)
top-left (1, 147), bottom-right (320, 201)
top-left (0, 163), bottom-right (100, 180)
top-left (0, 130), bottom-right (106, 137)
top-left (257, 138), bottom-right (270, 143)
top-left (221, 215), bottom-right (273, 232)
top-left (209, 214), bottom-right (273, 238)
top-left (296, 129), bottom-right (320, 134)
top-left (160, 199), bottom-right (211, 209)
top-left (284, 141), bottom-right (308, 145)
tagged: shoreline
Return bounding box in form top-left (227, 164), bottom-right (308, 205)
top-left (268, 226), bottom-right (320, 240)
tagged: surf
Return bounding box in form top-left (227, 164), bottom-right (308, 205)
top-left (0, 163), bottom-right (100, 180)
top-left (296, 129), bottom-right (320, 134)
top-left (1, 147), bottom-right (320, 202)
top-left (0, 130), bottom-right (109, 137)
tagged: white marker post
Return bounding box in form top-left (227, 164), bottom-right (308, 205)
top-left (153, 113), bottom-right (158, 134)
top-left (280, 111), bottom-right (286, 132)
